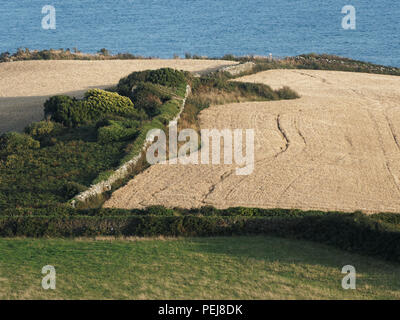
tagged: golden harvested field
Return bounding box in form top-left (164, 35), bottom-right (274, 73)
top-left (105, 70), bottom-right (400, 213)
top-left (0, 59), bottom-right (236, 133)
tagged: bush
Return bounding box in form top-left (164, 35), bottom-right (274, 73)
top-left (275, 86), bottom-right (300, 99)
top-left (24, 121), bottom-right (63, 138)
top-left (83, 89), bottom-right (136, 117)
top-left (237, 82), bottom-right (279, 100)
top-left (117, 68), bottom-right (187, 97)
top-left (43, 95), bottom-right (98, 127)
top-left (130, 82), bottom-right (172, 118)
top-left (44, 95), bottom-right (79, 127)
top-left (97, 120), bottom-right (140, 144)
top-left (0, 132), bottom-right (40, 156)
top-left (140, 95), bottom-right (163, 118)
top-left (193, 76), bottom-right (283, 101)
top-left (146, 68), bottom-right (187, 88)
top-left (44, 90), bottom-right (139, 127)
top-left (145, 206), bottom-right (175, 216)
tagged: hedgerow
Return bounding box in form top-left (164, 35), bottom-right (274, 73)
top-left (97, 120), bottom-right (140, 144)
top-left (130, 82), bottom-right (172, 118)
top-left (118, 98), bottom-right (182, 165)
top-left (210, 53), bottom-right (400, 77)
top-left (191, 76), bottom-right (298, 103)
top-left (1, 207), bottom-right (400, 262)
top-left (117, 68), bottom-right (188, 97)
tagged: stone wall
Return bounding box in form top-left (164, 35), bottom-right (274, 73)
top-left (219, 62), bottom-right (255, 76)
top-left (70, 84), bottom-right (191, 207)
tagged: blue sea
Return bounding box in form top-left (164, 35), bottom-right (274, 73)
top-left (0, 0), bottom-right (399, 67)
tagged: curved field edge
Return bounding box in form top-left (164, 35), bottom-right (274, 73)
top-left (0, 236), bottom-right (399, 300)
top-left (104, 69), bottom-right (400, 213)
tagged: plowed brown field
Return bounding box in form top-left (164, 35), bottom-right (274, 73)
top-left (104, 69), bottom-right (400, 213)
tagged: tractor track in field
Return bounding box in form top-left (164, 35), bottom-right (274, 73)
top-left (105, 69), bottom-right (400, 213)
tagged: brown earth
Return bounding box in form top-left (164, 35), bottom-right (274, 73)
top-left (0, 59), bottom-right (236, 133)
top-left (104, 69), bottom-right (400, 213)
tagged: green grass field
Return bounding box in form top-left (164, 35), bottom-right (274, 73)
top-left (0, 236), bottom-right (399, 300)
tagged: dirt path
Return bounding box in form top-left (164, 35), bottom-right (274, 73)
top-left (104, 69), bottom-right (400, 213)
top-left (0, 59), bottom-right (236, 133)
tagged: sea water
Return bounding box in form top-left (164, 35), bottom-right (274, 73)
top-left (0, 0), bottom-right (399, 66)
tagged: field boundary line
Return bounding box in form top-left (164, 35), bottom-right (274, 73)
top-left (70, 84), bottom-right (191, 207)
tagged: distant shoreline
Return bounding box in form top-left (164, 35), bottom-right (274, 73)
top-left (1, 48), bottom-right (400, 70)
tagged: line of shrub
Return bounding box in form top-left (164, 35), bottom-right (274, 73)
top-left (0, 48), bottom-right (152, 63)
top-left (4, 49), bottom-right (399, 77)
top-left (176, 73), bottom-right (299, 139)
top-left (117, 97), bottom-right (183, 166)
top-left (223, 53), bottom-right (400, 78)
top-left (0, 206), bottom-right (330, 217)
top-left (191, 75), bottom-right (299, 102)
top-left (117, 68), bottom-right (189, 97)
top-left (97, 120), bottom-right (141, 144)
top-left (1, 207), bottom-right (400, 262)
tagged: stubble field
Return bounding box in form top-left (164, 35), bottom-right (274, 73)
top-left (0, 59), bottom-right (236, 133)
top-left (105, 70), bottom-right (400, 213)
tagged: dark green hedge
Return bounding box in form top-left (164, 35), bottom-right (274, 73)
top-left (0, 206), bottom-right (333, 218)
top-left (1, 206), bottom-right (400, 262)
top-left (130, 82), bottom-right (172, 118)
top-left (117, 68), bottom-right (188, 97)
top-left (97, 119), bottom-right (140, 144)
top-left (0, 132), bottom-right (40, 157)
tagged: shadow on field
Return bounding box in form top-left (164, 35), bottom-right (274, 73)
top-left (182, 236), bottom-right (400, 273)
top-left (0, 86), bottom-right (111, 134)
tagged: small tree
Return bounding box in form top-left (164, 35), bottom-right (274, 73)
top-left (99, 48), bottom-right (110, 56)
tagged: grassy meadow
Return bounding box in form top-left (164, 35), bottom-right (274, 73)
top-left (0, 236), bottom-right (399, 300)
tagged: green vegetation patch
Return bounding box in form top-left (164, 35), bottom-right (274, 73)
top-left (0, 133), bottom-right (126, 208)
top-left (0, 69), bottom-right (190, 210)
top-left (117, 68), bottom-right (188, 97)
top-left (97, 120), bottom-right (141, 144)
top-left (0, 236), bottom-right (399, 299)
top-left (0, 48), bottom-right (150, 63)
top-left (44, 89), bottom-right (141, 127)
